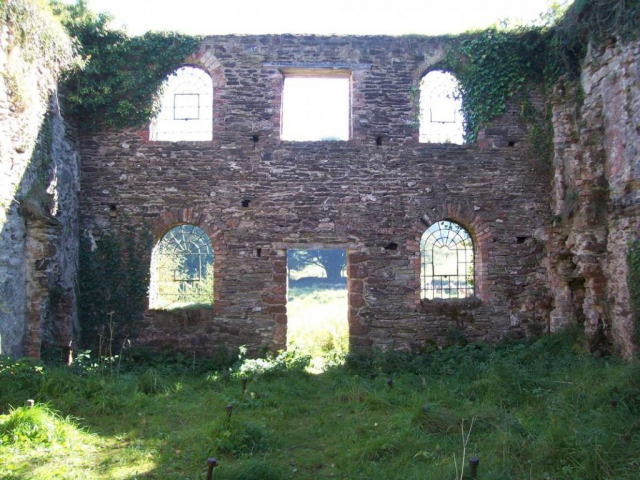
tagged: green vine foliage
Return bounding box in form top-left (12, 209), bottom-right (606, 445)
top-left (78, 229), bottom-right (152, 352)
top-left (442, 0), bottom-right (639, 144)
top-left (628, 239), bottom-right (640, 346)
top-left (444, 27), bottom-right (546, 143)
top-left (0, 0), bottom-right (76, 111)
top-left (50, 0), bottom-right (200, 129)
top-left (546, 0), bottom-right (640, 80)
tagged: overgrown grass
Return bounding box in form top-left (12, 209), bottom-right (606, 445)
top-left (287, 285), bottom-right (349, 370)
top-left (2, 331), bottom-right (640, 479)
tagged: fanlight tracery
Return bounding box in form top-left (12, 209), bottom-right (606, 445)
top-left (150, 225), bottom-right (214, 309)
top-left (420, 220), bottom-right (474, 299)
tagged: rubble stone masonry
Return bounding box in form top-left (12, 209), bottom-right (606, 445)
top-left (78, 35), bottom-right (552, 355)
top-left (548, 37), bottom-right (640, 358)
top-left (0, 21), bottom-right (79, 359)
top-left (3, 29), bottom-right (637, 359)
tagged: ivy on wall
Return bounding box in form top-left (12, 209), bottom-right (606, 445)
top-left (547, 0), bottom-right (640, 80)
top-left (50, 1), bottom-right (200, 129)
top-left (443, 28), bottom-right (545, 143)
top-left (78, 229), bottom-right (152, 351)
top-left (441, 0), bottom-right (639, 144)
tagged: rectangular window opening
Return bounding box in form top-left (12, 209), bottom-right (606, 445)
top-left (281, 73), bottom-right (351, 142)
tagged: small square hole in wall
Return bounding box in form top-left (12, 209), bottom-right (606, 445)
top-left (281, 76), bottom-right (350, 141)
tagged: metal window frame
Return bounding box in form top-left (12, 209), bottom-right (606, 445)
top-left (173, 93), bottom-right (201, 121)
top-left (420, 221), bottom-right (475, 299)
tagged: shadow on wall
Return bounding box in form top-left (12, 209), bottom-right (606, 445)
top-left (0, 100), bottom-right (79, 359)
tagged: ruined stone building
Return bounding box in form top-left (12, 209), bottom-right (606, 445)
top-left (1, 3), bottom-right (638, 360)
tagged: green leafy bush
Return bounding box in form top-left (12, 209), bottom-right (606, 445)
top-left (233, 349), bottom-right (311, 379)
top-left (0, 404), bottom-right (71, 447)
top-left (0, 357), bottom-right (44, 410)
top-left (216, 458), bottom-right (286, 480)
top-left (50, 0), bottom-right (200, 129)
top-left (209, 418), bottom-right (272, 456)
top-left (137, 367), bottom-right (173, 395)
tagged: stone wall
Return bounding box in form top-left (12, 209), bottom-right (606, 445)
top-left (78, 35), bottom-right (551, 355)
top-left (547, 37), bottom-right (640, 358)
top-left (1, 23), bottom-right (635, 359)
top-left (0, 9), bottom-right (78, 358)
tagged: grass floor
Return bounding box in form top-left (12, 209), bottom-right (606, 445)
top-left (286, 285), bottom-right (349, 369)
top-left (1, 331), bottom-right (640, 479)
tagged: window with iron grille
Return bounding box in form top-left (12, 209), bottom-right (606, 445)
top-left (150, 225), bottom-right (214, 310)
top-left (150, 66), bottom-right (213, 141)
top-left (421, 220), bottom-right (474, 299)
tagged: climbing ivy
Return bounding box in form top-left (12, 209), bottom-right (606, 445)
top-left (50, 0), bottom-right (200, 129)
top-left (441, 0), bottom-right (640, 144)
top-left (629, 239), bottom-right (640, 346)
top-left (444, 27), bottom-right (545, 143)
top-left (0, 0), bottom-right (75, 70)
top-left (78, 228), bottom-right (152, 352)
top-left (546, 0), bottom-right (640, 81)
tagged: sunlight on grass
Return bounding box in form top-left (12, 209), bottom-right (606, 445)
top-left (2, 330), bottom-right (640, 479)
top-left (287, 286), bottom-right (349, 372)
top-left (0, 404), bottom-right (122, 479)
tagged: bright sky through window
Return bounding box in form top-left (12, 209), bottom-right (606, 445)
top-left (281, 77), bottom-right (350, 141)
top-left (150, 67), bottom-right (213, 142)
top-left (420, 71), bottom-right (464, 144)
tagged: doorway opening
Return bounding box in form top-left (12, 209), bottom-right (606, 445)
top-left (286, 249), bottom-right (349, 371)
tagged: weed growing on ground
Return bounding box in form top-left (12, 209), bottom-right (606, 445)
top-left (0, 404), bottom-right (74, 447)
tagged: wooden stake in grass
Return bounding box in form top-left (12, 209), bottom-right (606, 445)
top-left (240, 377), bottom-right (248, 402)
top-left (206, 458), bottom-right (218, 480)
top-left (387, 378), bottom-right (394, 389)
top-left (26, 399), bottom-right (34, 408)
top-left (226, 403), bottom-right (233, 427)
top-left (469, 457), bottom-right (479, 478)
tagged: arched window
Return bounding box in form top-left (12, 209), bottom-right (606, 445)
top-left (150, 66), bottom-right (213, 141)
top-left (419, 70), bottom-right (464, 144)
top-left (421, 220), bottom-right (474, 299)
top-left (150, 225), bottom-right (214, 310)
